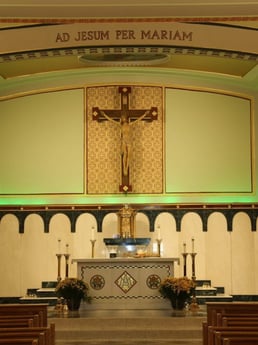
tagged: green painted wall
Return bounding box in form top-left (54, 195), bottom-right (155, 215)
top-left (165, 88), bottom-right (252, 193)
top-left (0, 89), bottom-right (84, 194)
top-left (0, 85), bottom-right (255, 205)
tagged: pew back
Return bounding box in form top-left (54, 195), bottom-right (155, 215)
top-left (215, 331), bottom-right (258, 345)
top-left (223, 337), bottom-right (258, 345)
top-left (0, 332), bottom-right (45, 345)
top-left (206, 302), bottom-right (258, 326)
top-left (208, 326), bottom-right (258, 345)
top-left (203, 302), bottom-right (258, 345)
top-left (0, 338), bottom-right (39, 344)
top-left (0, 304), bottom-right (48, 327)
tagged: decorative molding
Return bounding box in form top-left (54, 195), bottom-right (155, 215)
top-left (1, 46), bottom-right (257, 64)
top-left (0, 204), bottom-right (257, 233)
top-left (0, 18), bottom-right (258, 24)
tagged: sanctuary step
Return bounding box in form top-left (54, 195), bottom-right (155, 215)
top-left (20, 281), bottom-right (58, 305)
top-left (194, 280), bottom-right (233, 304)
top-left (50, 306), bottom-right (206, 345)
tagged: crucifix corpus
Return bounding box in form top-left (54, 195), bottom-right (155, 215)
top-left (92, 86), bottom-right (158, 192)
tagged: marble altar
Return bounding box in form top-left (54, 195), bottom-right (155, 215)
top-left (72, 257), bottom-right (180, 309)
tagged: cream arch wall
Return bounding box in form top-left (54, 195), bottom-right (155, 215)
top-left (0, 211), bottom-right (257, 297)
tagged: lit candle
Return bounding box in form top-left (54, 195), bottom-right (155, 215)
top-left (183, 242), bottom-right (186, 253)
top-left (91, 226), bottom-right (95, 241)
top-left (192, 237), bottom-right (195, 253)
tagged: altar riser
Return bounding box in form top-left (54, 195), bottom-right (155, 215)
top-left (86, 299), bottom-right (170, 310)
top-left (196, 295), bottom-right (233, 304)
top-left (54, 315), bottom-right (205, 345)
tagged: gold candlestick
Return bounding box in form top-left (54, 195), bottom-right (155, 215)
top-left (156, 239), bottom-right (162, 257)
top-left (63, 254), bottom-right (70, 278)
top-left (56, 254), bottom-right (62, 282)
top-left (190, 252), bottom-right (197, 281)
top-left (182, 252), bottom-right (189, 277)
top-left (90, 239), bottom-right (96, 258)
top-left (189, 252), bottom-right (199, 311)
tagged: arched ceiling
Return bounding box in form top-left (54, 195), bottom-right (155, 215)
top-left (0, 0), bottom-right (258, 94)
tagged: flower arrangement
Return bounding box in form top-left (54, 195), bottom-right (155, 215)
top-left (159, 276), bottom-right (195, 300)
top-left (55, 277), bottom-right (91, 303)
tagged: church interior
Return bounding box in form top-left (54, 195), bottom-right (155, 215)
top-left (1, 0), bottom-right (258, 344)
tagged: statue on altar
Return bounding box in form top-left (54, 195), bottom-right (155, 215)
top-left (117, 204), bottom-right (136, 238)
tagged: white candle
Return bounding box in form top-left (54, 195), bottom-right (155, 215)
top-left (183, 242), bottom-right (186, 253)
top-left (91, 226), bottom-right (95, 241)
top-left (192, 238), bottom-right (195, 252)
top-left (157, 225), bottom-right (161, 240)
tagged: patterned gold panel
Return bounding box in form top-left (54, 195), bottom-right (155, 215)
top-left (87, 85), bottom-right (163, 194)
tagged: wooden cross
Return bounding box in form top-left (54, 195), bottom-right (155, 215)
top-left (92, 86), bottom-right (158, 193)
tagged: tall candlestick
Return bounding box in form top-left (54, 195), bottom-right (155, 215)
top-left (182, 253), bottom-right (188, 277)
top-left (64, 253), bottom-right (70, 278)
top-left (90, 239), bottom-right (96, 258)
top-left (56, 254), bottom-right (62, 282)
top-left (190, 252), bottom-right (197, 281)
top-left (156, 239), bottom-right (162, 257)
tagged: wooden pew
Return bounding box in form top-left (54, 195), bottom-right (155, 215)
top-left (214, 331), bottom-right (258, 345)
top-left (217, 313), bottom-right (258, 326)
top-left (0, 324), bottom-right (55, 345)
top-left (206, 302), bottom-right (258, 326)
top-left (223, 337), bottom-right (258, 345)
top-left (0, 318), bottom-right (34, 328)
top-left (0, 314), bottom-right (40, 327)
top-left (0, 339), bottom-right (39, 344)
top-left (208, 326), bottom-right (258, 345)
top-left (0, 332), bottom-right (45, 345)
top-left (0, 303), bottom-right (55, 345)
top-left (203, 302), bottom-right (258, 345)
top-left (0, 304), bottom-right (48, 327)
top-left (222, 317), bottom-right (258, 327)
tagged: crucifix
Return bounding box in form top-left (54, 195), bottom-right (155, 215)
top-left (92, 86), bottom-right (158, 192)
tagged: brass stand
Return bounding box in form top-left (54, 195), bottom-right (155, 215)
top-left (64, 254), bottom-right (70, 278)
top-left (190, 252), bottom-right (197, 281)
top-left (156, 239), bottom-right (162, 257)
top-left (182, 252), bottom-right (189, 277)
top-left (90, 239), bottom-right (96, 258)
top-left (189, 252), bottom-right (199, 311)
top-left (56, 254), bottom-right (62, 282)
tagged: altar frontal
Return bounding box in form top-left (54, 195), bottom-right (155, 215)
top-left (73, 257), bottom-right (179, 309)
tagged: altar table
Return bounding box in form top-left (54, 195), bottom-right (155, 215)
top-left (72, 257), bottom-right (179, 309)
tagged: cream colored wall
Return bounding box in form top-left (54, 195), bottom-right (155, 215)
top-left (0, 211), bottom-right (257, 297)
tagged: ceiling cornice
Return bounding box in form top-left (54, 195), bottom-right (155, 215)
top-left (1, 1), bottom-right (258, 19)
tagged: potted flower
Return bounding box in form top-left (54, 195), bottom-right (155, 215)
top-left (159, 276), bottom-right (195, 310)
top-left (55, 277), bottom-right (91, 310)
